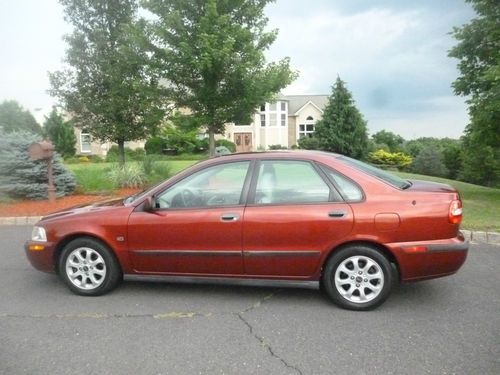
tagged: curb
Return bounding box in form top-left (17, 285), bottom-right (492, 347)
top-left (1, 216), bottom-right (499, 246)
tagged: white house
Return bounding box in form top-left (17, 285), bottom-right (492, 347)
top-left (224, 94), bottom-right (328, 152)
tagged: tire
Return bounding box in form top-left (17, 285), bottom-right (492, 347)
top-left (58, 237), bottom-right (122, 296)
top-left (322, 245), bottom-right (392, 311)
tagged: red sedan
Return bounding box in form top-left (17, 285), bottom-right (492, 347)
top-left (25, 151), bottom-right (468, 310)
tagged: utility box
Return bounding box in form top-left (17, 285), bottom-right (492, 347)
top-left (28, 141), bottom-right (55, 161)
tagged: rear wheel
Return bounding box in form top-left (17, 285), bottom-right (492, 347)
top-left (322, 245), bottom-right (392, 310)
top-left (58, 237), bottom-right (122, 296)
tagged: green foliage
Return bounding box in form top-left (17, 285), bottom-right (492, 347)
top-left (367, 149), bottom-right (412, 169)
top-left (145, 136), bottom-right (166, 155)
top-left (268, 144), bottom-right (288, 150)
top-left (144, 0), bottom-right (297, 155)
top-left (0, 100), bottom-right (42, 135)
top-left (106, 146), bottom-right (145, 162)
top-left (297, 136), bottom-right (321, 150)
top-left (142, 155), bottom-right (157, 175)
top-left (411, 146), bottom-right (449, 178)
top-left (314, 77), bottom-right (369, 158)
top-left (449, 0), bottom-right (499, 186)
top-left (43, 107), bottom-right (76, 158)
top-left (371, 130), bottom-right (404, 153)
top-left (107, 163), bottom-right (147, 189)
top-left (49, 0), bottom-right (168, 164)
top-left (152, 161), bottom-right (173, 180)
top-left (0, 131), bottom-right (76, 200)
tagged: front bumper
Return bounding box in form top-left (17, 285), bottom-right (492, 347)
top-left (387, 233), bottom-right (469, 282)
top-left (25, 241), bottom-right (56, 273)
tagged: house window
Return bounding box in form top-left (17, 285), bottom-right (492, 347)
top-left (260, 104), bottom-right (266, 112)
top-left (260, 114), bottom-right (266, 127)
top-left (281, 113), bottom-right (286, 127)
top-left (80, 133), bottom-right (91, 153)
top-left (269, 102), bottom-right (276, 111)
top-left (281, 101), bottom-right (286, 111)
top-left (269, 113), bottom-right (277, 126)
top-left (299, 116), bottom-right (315, 138)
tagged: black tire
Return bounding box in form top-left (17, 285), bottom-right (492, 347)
top-left (322, 245), bottom-right (393, 311)
top-left (58, 237), bottom-right (122, 296)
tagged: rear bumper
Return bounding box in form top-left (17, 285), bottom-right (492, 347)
top-left (387, 233), bottom-right (469, 282)
top-left (25, 241), bottom-right (56, 273)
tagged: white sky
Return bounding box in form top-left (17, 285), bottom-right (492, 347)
top-left (0, 0), bottom-right (475, 139)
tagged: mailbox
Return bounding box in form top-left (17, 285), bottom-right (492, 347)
top-left (28, 141), bottom-right (55, 161)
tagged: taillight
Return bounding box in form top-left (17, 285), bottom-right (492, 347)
top-left (449, 199), bottom-right (463, 224)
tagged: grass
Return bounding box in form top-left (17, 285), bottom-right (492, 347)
top-left (67, 160), bottom-right (198, 194)
top-left (395, 172), bottom-right (500, 232)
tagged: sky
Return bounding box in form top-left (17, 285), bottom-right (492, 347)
top-left (0, 0), bottom-right (475, 139)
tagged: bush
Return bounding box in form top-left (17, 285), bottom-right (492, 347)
top-left (145, 136), bottom-right (166, 155)
top-left (107, 163), bottom-right (147, 188)
top-left (0, 131), bottom-right (76, 199)
top-left (142, 155), bottom-right (157, 175)
top-left (411, 146), bottom-right (448, 177)
top-left (105, 145), bottom-right (145, 162)
top-left (268, 144), bottom-right (287, 150)
top-left (153, 161), bottom-right (172, 179)
top-left (298, 137), bottom-right (321, 150)
top-left (78, 156), bottom-right (90, 163)
top-left (367, 149), bottom-right (412, 169)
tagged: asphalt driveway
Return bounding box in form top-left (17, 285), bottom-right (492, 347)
top-left (1, 226), bottom-right (499, 374)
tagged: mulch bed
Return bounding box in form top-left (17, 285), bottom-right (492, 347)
top-left (0, 188), bottom-right (141, 217)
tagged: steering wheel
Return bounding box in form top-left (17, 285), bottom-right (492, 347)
top-left (180, 188), bottom-right (197, 207)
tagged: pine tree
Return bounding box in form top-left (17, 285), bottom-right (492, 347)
top-left (0, 131), bottom-right (76, 200)
top-left (314, 77), bottom-right (368, 159)
top-left (43, 108), bottom-right (76, 158)
top-left (0, 100), bottom-right (42, 135)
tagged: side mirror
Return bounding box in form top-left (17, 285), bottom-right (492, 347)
top-left (143, 196), bottom-right (155, 212)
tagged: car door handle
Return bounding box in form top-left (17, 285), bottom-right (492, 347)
top-left (220, 213), bottom-right (240, 221)
top-left (328, 211), bottom-right (346, 218)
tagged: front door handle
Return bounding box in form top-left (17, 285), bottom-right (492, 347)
top-left (220, 213), bottom-right (240, 222)
top-left (328, 211), bottom-right (346, 218)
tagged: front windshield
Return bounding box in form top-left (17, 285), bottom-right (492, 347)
top-left (338, 156), bottom-right (411, 189)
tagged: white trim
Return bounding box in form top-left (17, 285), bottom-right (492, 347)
top-left (80, 133), bottom-right (92, 153)
top-left (293, 100), bottom-right (324, 116)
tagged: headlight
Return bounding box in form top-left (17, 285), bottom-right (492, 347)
top-left (31, 226), bottom-right (47, 242)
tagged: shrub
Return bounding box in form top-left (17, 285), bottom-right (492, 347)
top-left (145, 136), bottom-right (166, 155)
top-left (411, 146), bottom-right (448, 177)
top-left (298, 137), bottom-right (321, 150)
top-left (153, 161), bottom-right (172, 179)
top-left (0, 131), bottom-right (76, 199)
top-left (78, 156), bottom-right (90, 163)
top-left (105, 145), bottom-right (145, 162)
top-left (142, 155), bottom-right (157, 175)
top-left (367, 149), bottom-right (412, 169)
top-left (107, 163), bottom-right (147, 188)
top-left (268, 144), bottom-right (287, 150)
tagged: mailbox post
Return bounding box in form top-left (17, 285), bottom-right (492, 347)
top-left (28, 141), bottom-right (56, 203)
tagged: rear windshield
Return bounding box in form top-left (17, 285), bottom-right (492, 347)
top-left (337, 156), bottom-right (411, 189)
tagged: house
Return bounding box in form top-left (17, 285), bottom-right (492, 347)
top-left (223, 94), bottom-right (328, 152)
top-left (74, 94), bottom-right (328, 155)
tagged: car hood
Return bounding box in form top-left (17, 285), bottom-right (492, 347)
top-left (39, 198), bottom-right (126, 222)
top-left (406, 180), bottom-right (457, 193)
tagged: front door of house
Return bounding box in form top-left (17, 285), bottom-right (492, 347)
top-left (235, 133), bottom-right (252, 153)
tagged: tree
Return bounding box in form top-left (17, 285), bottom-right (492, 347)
top-left (449, 0), bottom-right (500, 186)
top-left (411, 146), bottom-right (449, 178)
top-left (143, 0), bottom-right (296, 156)
top-left (0, 131), bottom-right (76, 200)
top-left (49, 0), bottom-right (168, 165)
top-left (43, 108), bottom-right (76, 158)
top-left (371, 130), bottom-right (404, 153)
top-left (314, 77), bottom-right (368, 158)
top-left (0, 100), bottom-right (42, 135)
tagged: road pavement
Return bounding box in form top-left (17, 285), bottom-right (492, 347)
top-left (1, 226), bottom-right (499, 375)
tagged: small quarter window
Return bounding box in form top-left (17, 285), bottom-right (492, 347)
top-left (325, 168), bottom-right (364, 202)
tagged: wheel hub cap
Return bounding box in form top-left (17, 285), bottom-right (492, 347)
top-left (65, 247), bottom-right (106, 290)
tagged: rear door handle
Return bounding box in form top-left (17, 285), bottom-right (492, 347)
top-left (220, 213), bottom-right (240, 221)
top-left (328, 211), bottom-right (346, 218)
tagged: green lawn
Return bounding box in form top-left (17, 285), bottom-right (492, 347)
top-left (66, 161), bottom-right (499, 232)
top-left (395, 172), bottom-right (500, 232)
top-left (67, 160), bottom-right (198, 194)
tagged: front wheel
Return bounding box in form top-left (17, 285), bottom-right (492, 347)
top-left (58, 237), bottom-right (122, 296)
top-left (322, 246), bottom-right (393, 310)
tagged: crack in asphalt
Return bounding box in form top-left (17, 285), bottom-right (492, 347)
top-left (236, 291), bottom-right (303, 375)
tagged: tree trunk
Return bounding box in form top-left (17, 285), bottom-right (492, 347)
top-left (118, 140), bottom-right (125, 166)
top-left (208, 129), bottom-right (216, 157)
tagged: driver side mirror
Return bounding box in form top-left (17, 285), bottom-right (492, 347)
top-left (143, 196), bottom-right (156, 212)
